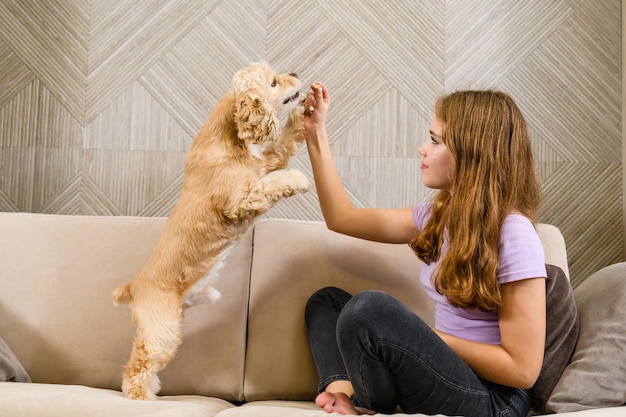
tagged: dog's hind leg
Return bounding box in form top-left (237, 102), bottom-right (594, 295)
top-left (121, 292), bottom-right (183, 400)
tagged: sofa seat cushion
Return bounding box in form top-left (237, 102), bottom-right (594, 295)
top-left (2, 383), bottom-right (622, 417)
top-left (217, 401), bottom-right (450, 417)
top-left (219, 401), bottom-right (626, 417)
top-left (0, 382), bottom-right (234, 417)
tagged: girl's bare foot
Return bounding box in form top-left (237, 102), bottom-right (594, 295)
top-left (315, 392), bottom-right (357, 414)
top-left (315, 392), bottom-right (375, 415)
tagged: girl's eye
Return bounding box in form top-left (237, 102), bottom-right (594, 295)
top-left (430, 136), bottom-right (438, 144)
top-left (271, 79), bottom-right (277, 87)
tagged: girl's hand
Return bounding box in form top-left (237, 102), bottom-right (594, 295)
top-left (304, 82), bottom-right (331, 134)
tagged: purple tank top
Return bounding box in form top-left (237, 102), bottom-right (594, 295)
top-left (412, 203), bottom-right (546, 344)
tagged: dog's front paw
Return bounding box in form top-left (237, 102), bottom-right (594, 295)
top-left (287, 101), bottom-right (305, 132)
top-left (289, 118), bottom-right (306, 147)
top-left (290, 169), bottom-right (312, 194)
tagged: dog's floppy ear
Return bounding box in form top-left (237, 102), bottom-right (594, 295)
top-left (232, 67), bottom-right (280, 144)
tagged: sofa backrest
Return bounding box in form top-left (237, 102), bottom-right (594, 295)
top-left (0, 213), bottom-right (252, 402)
top-left (0, 214), bottom-right (569, 402)
top-left (242, 219), bottom-right (569, 401)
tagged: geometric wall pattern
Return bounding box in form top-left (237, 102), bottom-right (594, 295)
top-left (0, 0), bottom-right (621, 287)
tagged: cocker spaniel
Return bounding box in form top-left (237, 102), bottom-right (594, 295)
top-left (112, 63), bottom-right (311, 400)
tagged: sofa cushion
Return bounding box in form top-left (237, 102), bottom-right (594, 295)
top-left (547, 262), bottom-right (626, 412)
top-left (243, 220), bottom-right (434, 402)
top-left (0, 213), bottom-right (252, 401)
top-left (535, 224), bottom-right (569, 279)
top-left (530, 264), bottom-right (579, 414)
top-left (216, 401), bottom-right (451, 417)
top-left (0, 336), bottom-right (30, 382)
top-left (243, 219), bottom-right (569, 402)
top-left (0, 382), bottom-right (234, 417)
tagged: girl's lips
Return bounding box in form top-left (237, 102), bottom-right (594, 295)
top-left (421, 163), bottom-right (427, 169)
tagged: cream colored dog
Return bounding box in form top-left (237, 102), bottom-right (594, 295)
top-left (112, 63), bottom-right (311, 400)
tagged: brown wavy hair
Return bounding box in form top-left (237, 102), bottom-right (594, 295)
top-left (409, 90), bottom-right (540, 312)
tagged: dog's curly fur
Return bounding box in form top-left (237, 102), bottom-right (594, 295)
top-left (112, 63), bottom-right (311, 400)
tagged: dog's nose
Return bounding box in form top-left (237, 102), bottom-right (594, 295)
top-left (289, 72), bottom-right (298, 79)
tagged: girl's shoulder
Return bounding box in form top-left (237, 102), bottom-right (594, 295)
top-left (412, 202), bottom-right (433, 230)
top-left (501, 212), bottom-right (537, 235)
top-left (498, 212), bottom-right (546, 282)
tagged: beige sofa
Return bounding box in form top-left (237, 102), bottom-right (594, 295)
top-left (0, 213), bottom-right (624, 417)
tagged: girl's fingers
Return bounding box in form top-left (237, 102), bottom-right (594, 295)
top-left (305, 91), bottom-right (315, 114)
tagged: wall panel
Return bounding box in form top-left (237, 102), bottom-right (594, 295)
top-left (0, 0), bottom-right (621, 285)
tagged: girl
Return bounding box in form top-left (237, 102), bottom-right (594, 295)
top-left (302, 85), bottom-right (546, 417)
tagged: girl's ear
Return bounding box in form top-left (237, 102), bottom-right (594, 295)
top-left (234, 91), bottom-right (280, 144)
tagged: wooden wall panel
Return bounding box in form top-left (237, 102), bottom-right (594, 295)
top-left (0, 0), bottom-right (621, 285)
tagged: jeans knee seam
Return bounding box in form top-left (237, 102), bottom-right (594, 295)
top-left (355, 350), bottom-right (373, 410)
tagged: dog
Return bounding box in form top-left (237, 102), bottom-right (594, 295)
top-left (112, 63), bottom-right (311, 400)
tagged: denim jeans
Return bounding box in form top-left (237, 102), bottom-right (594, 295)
top-left (305, 287), bottom-right (531, 417)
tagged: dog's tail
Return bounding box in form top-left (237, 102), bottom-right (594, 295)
top-left (112, 283), bottom-right (133, 305)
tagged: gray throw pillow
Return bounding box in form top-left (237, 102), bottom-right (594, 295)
top-left (529, 264), bottom-right (579, 414)
top-left (0, 336), bottom-right (30, 382)
top-left (546, 262), bottom-right (626, 412)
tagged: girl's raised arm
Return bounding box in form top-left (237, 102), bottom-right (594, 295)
top-left (303, 84), bottom-right (417, 244)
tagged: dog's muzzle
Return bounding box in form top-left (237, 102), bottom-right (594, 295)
top-left (283, 91), bottom-right (300, 105)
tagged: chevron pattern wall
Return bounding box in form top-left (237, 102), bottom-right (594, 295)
top-left (0, 0), bottom-right (621, 286)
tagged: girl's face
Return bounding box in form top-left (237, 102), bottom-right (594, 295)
top-left (419, 117), bottom-right (454, 190)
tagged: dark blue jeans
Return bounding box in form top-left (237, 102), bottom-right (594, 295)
top-left (305, 287), bottom-right (531, 417)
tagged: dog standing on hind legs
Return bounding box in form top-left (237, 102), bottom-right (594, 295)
top-left (112, 63), bottom-right (311, 400)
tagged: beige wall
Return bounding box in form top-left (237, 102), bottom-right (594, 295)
top-left (0, 0), bottom-right (622, 286)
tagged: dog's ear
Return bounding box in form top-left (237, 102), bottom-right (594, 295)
top-left (234, 92), bottom-right (280, 144)
top-left (232, 66), bottom-right (280, 144)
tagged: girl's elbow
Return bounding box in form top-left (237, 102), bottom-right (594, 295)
top-left (323, 212), bottom-right (352, 235)
top-left (325, 219), bottom-right (343, 234)
top-left (519, 376), bottom-right (538, 390)
top-left (517, 364), bottom-right (542, 390)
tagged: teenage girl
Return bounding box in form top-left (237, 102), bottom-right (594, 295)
top-left (302, 84), bottom-right (546, 417)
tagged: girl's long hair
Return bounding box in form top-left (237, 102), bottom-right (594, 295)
top-left (409, 90), bottom-right (540, 312)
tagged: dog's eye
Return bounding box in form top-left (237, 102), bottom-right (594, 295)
top-left (271, 78), bottom-right (277, 87)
